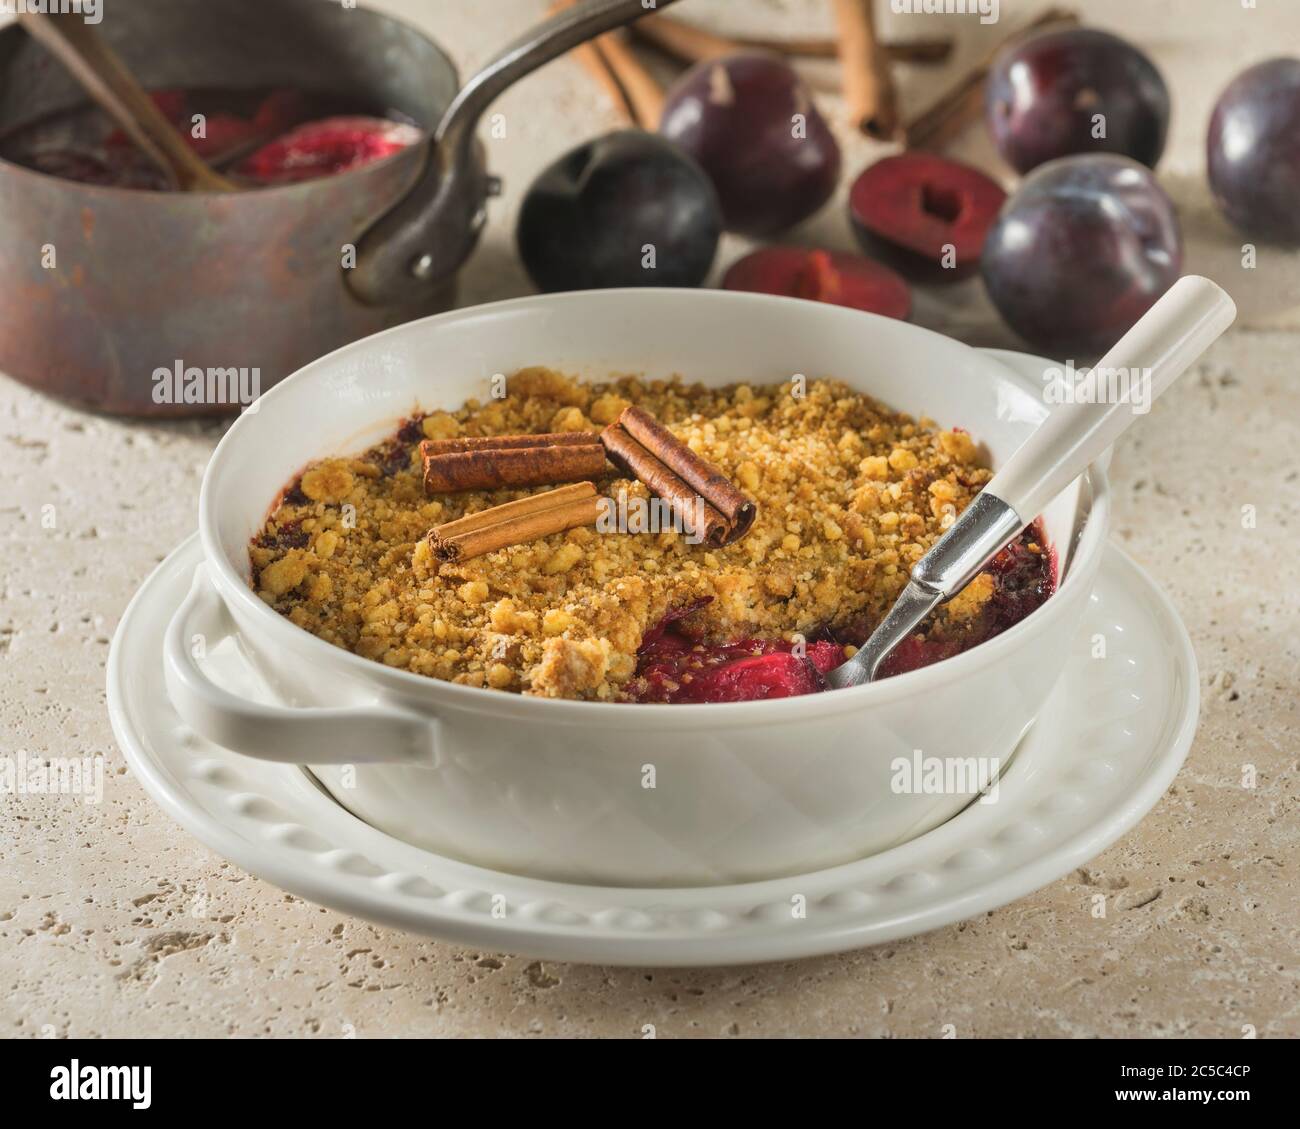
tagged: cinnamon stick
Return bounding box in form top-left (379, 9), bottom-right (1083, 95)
top-left (834, 0), bottom-right (899, 140)
top-left (427, 483), bottom-right (600, 563)
top-left (632, 14), bottom-right (952, 65)
top-left (632, 14), bottom-right (764, 63)
top-left (423, 432), bottom-right (600, 455)
top-left (553, 0), bottom-right (664, 129)
top-left (601, 426), bottom-right (730, 547)
top-left (904, 7), bottom-right (1080, 150)
top-left (550, 1), bottom-right (635, 124)
top-left (904, 72), bottom-right (987, 152)
top-left (421, 434), bottom-right (607, 494)
top-left (865, 37), bottom-right (954, 66)
top-left (432, 481), bottom-right (596, 539)
top-left (733, 33), bottom-right (950, 64)
top-left (593, 30), bottom-right (665, 128)
top-left (601, 407), bottom-right (756, 547)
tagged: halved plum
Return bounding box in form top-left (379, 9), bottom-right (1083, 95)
top-left (722, 246), bottom-right (911, 320)
top-left (848, 153), bottom-right (1006, 283)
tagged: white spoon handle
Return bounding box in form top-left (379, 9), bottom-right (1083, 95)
top-left (986, 275), bottom-right (1236, 522)
top-left (829, 275), bottom-right (1236, 690)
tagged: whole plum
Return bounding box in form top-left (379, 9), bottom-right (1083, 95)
top-left (659, 52), bottom-right (840, 237)
top-left (1208, 58), bottom-right (1300, 244)
top-left (981, 155), bottom-right (1182, 357)
top-left (516, 131), bottom-right (721, 293)
top-left (986, 28), bottom-right (1169, 174)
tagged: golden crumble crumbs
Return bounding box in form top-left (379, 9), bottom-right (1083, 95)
top-left (250, 368), bottom-right (997, 700)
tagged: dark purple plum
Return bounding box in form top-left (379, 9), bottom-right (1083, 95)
top-left (659, 52), bottom-right (840, 237)
top-left (516, 131), bottom-right (721, 293)
top-left (986, 28), bottom-right (1169, 174)
top-left (1208, 58), bottom-right (1300, 245)
top-left (981, 155), bottom-right (1183, 357)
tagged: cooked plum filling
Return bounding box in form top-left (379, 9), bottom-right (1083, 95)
top-left (251, 368), bottom-right (1056, 702)
top-left (627, 526), bottom-right (1055, 703)
top-left (1, 87), bottom-right (419, 190)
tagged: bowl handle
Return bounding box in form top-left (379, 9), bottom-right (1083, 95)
top-left (163, 564), bottom-right (436, 766)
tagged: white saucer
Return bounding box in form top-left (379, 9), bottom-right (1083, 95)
top-left (108, 531), bottom-right (1197, 967)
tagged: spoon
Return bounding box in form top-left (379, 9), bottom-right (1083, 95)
top-left (827, 275), bottom-right (1237, 690)
top-left (18, 10), bottom-right (236, 192)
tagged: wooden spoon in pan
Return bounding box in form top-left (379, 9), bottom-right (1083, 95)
top-left (18, 10), bottom-right (236, 192)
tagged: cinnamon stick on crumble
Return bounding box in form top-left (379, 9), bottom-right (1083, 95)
top-left (601, 406), bottom-right (757, 547)
top-left (421, 432), bottom-right (607, 494)
top-left (427, 482), bottom-right (601, 563)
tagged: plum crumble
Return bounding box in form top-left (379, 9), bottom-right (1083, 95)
top-left (251, 368), bottom-right (1053, 701)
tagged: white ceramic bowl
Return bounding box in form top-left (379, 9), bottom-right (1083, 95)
top-left (163, 289), bottom-right (1109, 887)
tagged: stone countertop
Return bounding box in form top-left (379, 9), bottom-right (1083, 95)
top-left (1, 1), bottom-right (1296, 1038)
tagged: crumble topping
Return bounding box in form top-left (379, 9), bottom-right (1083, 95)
top-left (250, 367), bottom-right (1001, 700)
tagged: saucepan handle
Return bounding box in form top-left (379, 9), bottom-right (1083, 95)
top-left (163, 564), bottom-right (436, 765)
top-left (347, 0), bottom-right (684, 306)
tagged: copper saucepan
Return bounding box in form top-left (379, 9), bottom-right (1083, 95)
top-left (0, 0), bottom-right (679, 415)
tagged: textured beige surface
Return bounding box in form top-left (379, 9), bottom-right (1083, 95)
top-left (1, 0), bottom-right (1297, 1038)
